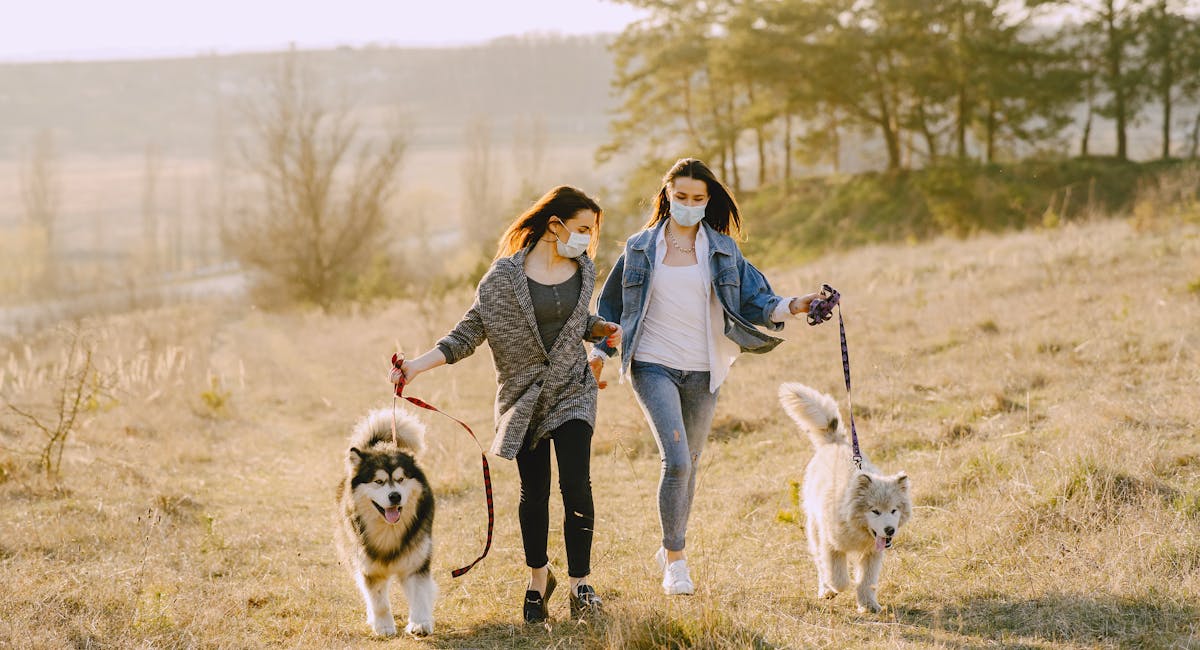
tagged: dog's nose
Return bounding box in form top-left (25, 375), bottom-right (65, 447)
top-left (388, 491), bottom-right (402, 505)
top-left (884, 526), bottom-right (895, 536)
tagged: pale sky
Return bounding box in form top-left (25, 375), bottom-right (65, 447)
top-left (1, 0), bottom-right (648, 62)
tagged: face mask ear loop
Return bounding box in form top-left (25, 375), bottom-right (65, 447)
top-left (549, 219), bottom-right (567, 244)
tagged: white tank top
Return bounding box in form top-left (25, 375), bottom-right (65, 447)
top-left (633, 262), bottom-right (710, 371)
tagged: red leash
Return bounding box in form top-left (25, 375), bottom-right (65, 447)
top-left (391, 353), bottom-right (494, 578)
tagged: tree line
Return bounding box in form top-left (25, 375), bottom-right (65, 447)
top-left (602, 0), bottom-right (1200, 189)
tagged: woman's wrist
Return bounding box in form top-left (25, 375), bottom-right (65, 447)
top-left (412, 349), bottom-right (446, 373)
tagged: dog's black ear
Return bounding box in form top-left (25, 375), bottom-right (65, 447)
top-left (896, 472), bottom-right (909, 491)
top-left (348, 447), bottom-right (365, 465)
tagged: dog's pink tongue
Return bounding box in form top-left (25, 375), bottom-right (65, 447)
top-left (875, 536), bottom-right (886, 552)
top-left (384, 507), bottom-right (401, 524)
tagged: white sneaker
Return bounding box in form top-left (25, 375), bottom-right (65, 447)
top-left (656, 548), bottom-right (695, 595)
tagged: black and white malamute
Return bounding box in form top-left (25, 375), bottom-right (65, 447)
top-left (335, 408), bottom-right (436, 636)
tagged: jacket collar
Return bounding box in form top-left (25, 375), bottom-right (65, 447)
top-left (628, 221), bottom-right (662, 252)
top-left (505, 245), bottom-right (595, 275)
top-left (701, 221), bottom-right (736, 256)
top-left (630, 219), bottom-right (735, 257)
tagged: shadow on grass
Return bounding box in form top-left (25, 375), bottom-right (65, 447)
top-left (426, 609), bottom-right (779, 650)
top-left (709, 414), bottom-right (771, 444)
top-left (892, 592), bottom-right (1200, 648)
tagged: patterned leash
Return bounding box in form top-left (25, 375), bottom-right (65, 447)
top-left (806, 284), bottom-right (862, 470)
top-left (391, 353), bottom-right (494, 578)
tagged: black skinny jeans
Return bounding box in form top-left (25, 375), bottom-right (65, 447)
top-left (516, 419), bottom-right (594, 578)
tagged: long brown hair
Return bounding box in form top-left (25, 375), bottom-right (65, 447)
top-left (495, 186), bottom-right (603, 259)
top-left (642, 158), bottom-right (741, 236)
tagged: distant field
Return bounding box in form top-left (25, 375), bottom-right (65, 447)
top-left (0, 138), bottom-right (619, 309)
top-left (0, 140), bottom-right (612, 252)
top-left (1, 216), bottom-right (1197, 648)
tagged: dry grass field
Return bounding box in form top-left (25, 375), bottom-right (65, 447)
top-left (1, 215), bottom-right (1198, 649)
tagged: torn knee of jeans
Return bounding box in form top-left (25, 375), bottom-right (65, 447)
top-left (673, 429), bottom-right (680, 442)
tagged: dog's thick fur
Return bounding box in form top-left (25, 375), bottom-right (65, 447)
top-left (335, 408), bottom-right (436, 636)
top-left (780, 383), bottom-right (912, 613)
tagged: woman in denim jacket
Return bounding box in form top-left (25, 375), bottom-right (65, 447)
top-left (592, 158), bottom-right (817, 595)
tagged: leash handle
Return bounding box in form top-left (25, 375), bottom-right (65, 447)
top-left (807, 283), bottom-right (840, 327)
top-left (389, 353), bottom-right (494, 578)
top-left (391, 353), bottom-right (407, 397)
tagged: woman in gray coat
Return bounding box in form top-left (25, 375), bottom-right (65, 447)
top-left (394, 186), bottom-right (620, 623)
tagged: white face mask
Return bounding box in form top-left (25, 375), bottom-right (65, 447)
top-left (551, 220), bottom-right (590, 258)
top-left (669, 199), bottom-right (708, 227)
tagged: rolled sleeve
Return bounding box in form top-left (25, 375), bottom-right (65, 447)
top-left (770, 297), bottom-right (803, 323)
top-left (583, 314), bottom-right (606, 343)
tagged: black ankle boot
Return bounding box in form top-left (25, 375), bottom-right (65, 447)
top-left (523, 568), bottom-right (556, 623)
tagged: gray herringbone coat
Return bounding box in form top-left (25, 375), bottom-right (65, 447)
top-left (436, 247), bottom-right (605, 460)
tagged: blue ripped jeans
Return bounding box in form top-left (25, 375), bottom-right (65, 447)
top-left (630, 360), bottom-right (721, 552)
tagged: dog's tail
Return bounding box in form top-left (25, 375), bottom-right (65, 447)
top-left (351, 408), bottom-right (426, 455)
top-left (778, 382), bottom-right (845, 447)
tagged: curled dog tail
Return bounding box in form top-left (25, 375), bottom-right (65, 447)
top-left (351, 408), bottom-right (426, 455)
top-left (778, 382), bottom-right (844, 447)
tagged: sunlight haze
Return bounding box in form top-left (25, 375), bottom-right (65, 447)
top-left (1, 0), bottom-right (647, 61)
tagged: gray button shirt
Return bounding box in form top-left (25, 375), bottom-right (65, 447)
top-left (436, 247), bottom-right (605, 459)
top-left (527, 268), bottom-right (582, 353)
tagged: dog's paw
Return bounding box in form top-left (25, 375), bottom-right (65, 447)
top-left (370, 618), bottom-right (398, 636)
top-left (817, 585), bottom-right (839, 599)
top-left (856, 600), bottom-right (882, 614)
top-left (405, 620), bottom-right (433, 637)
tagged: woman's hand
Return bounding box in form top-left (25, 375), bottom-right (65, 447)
top-left (389, 360), bottom-right (418, 387)
top-left (789, 292), bottom-right (821, 315)
top-left (590, 320), bottom-right (622, 348)
top-left (589, 356), bottom-right (608, 390)
top-left (389, 349), bottom-right (447, 388)
top-left (605, 323), bottom-right (622, 348)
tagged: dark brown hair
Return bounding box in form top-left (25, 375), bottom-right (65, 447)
top-left (642, 158), bottom-right (741, 235)
top-left (495, 185), bottom-right (603, 259)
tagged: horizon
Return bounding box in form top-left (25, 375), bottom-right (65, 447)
top-left (0, 0), bottom-right (646, 63)
top-left (0, 30), bottom-right (622, 66)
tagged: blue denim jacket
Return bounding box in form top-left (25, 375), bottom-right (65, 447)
top-left (594, 221), bottom-right (785, 374)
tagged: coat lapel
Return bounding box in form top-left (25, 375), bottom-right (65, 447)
top-left (546, 255), bottom-right (595, 355)
top-left (507, 248), bottom-right (548, 359)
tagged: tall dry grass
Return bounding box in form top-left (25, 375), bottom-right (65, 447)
top-left (0, 216), bottom-right (1197, 649)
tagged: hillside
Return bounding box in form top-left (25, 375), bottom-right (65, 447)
top-left (0, 35), bottom-right (616, 157)
top-left (1, 214), bottom-right (1197, 648)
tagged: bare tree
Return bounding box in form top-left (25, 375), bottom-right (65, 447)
top-left (167, 174), bottom-right (185, 273)
top-left (19, 129), bottom-right (61, 294)
top-left (225, 53), bottom-right (407, 310)
top-left (461, 115), bottom-right (499, 253)
top-left (210, 94), bottom-right (233, 265)
top-left (512, 114), bottom-right (547, 200)
top-left (396, 187), bottom-right (442, 282)
top-left (141, 142), bottom-right (161, 276)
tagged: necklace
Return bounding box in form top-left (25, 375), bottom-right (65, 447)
top-left (666, 222), bottom-right (696, 254)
